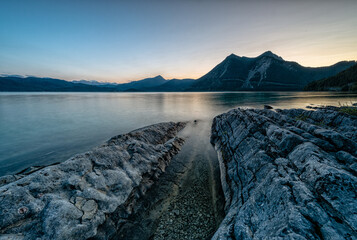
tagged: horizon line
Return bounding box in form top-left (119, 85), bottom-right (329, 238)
top-left (1, 51), bottom-right (356, 84)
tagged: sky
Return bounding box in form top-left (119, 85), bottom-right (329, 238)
top-left (0, 0), bottom-right (357, 83)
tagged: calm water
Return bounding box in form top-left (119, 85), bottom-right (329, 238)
top-left (0, 92), bottom-right (356, 176)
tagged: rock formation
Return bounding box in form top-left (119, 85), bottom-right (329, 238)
top-left (211, 107), bottom-right (357, 239)
top-left (0, 122), bottom-right (186, 240)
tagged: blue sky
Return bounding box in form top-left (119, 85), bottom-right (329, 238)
top-left (1, 0), bottom-right (357, 82)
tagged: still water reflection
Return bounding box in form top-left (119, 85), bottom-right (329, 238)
top-left (0, 92), bottom-right (356, 176)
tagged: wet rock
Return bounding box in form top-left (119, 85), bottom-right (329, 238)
top-left (264, 105), bottom-right (273, 109)
top-left (172, 209), bottom-right (180, 216)
top-left (0, 122), bottom-right (186, 240)
top-left (211, 107), bottom-right (357, 239)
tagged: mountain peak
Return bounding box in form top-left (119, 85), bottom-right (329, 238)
top-left (259, 51), bottom-right (283, 60)
top-left (226, 53), bottom-right (239, 59)
top-left (225, 51), bottom-right (283, 61)
top-left (154, 75), bottom-right (165, 80)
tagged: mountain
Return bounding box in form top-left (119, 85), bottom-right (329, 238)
top-left (304, 63), bottom-right (357, 91)
top-left (72, 80), bottom-right (118, 87)
top-left (72, 76), bottom-right (169, 90)
top-left (115, 75), bottom-right (167, 91)
top-left (138, 79), bottom-right (195, 92)
top-left (72, 75), bottom-right (176, 91)
top-left (0, 76), bottom-right (114, 92)
top-left (188, 51), bottom-right (356, 91)
top-left (0, 75), bottom-right (193, 92)
top-left (1, 52), bottom-right (355, 92)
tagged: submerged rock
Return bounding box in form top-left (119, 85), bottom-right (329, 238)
top-left (0, 122), bottom-right (186, 240)
top-left (211, 107), bottom-right (357, 239)
top-left (264, 105), bottom-right (273, 109)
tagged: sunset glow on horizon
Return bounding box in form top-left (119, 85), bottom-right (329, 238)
top-left (1, 0), bottom-right (357, 83)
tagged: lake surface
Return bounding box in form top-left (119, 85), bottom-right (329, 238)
top-left (1, 92), bottom-right (356, 176)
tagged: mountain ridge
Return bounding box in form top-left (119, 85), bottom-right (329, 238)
top-left (189, 51), bottom-right (356, 91)
top-left (0, 75), bottom-right (193, 92)
top-left (1, 51), bottom-right (355, 92)
top-left (0, 76), bottom-right (113, 92)
top-left (304, 63), bottom-right (357, 91)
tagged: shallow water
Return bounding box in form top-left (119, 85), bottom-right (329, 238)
top-left (0, 91), bottom-right (356, 176)
top-left (116, 121), bottom-right (225, 239)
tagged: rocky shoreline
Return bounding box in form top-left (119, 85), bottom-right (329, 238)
top-left (211, 106), bottom-right (357, 239)
top-left (1, 105), bottom-right (356, 240)
top-left (0, 122), bottom-right (186, 240)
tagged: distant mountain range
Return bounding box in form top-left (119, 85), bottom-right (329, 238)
top-left (72, 80), bottom-right (118, 86)
top-left (304, 63), bottom-right (357, 92)
top-left (0, 76), bottom-right (112, 92)
top-left (117, 75), bottom-right (167, 91)
top-left (0, 75), bottom-right (195, 92)
top-left (1, 51), bottom-right (355, 92)
top-left (188, 51), bottom-right (356, 91)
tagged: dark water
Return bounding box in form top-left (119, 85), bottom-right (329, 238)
top-left (0, 92), bottom-right (356, 176)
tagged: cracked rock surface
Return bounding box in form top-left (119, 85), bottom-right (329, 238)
top-left (0, 122), bottom-right (186, 240)
top-left (211, 107), bottom-right (357, 240)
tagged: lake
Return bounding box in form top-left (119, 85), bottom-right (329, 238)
top-left (0, 91), bottom-right (356, 176)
